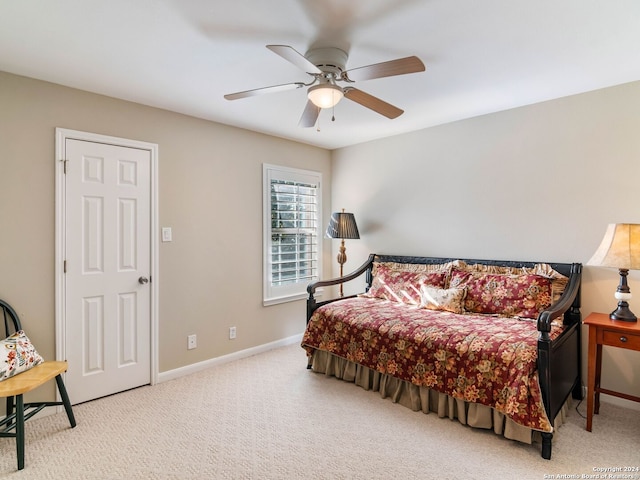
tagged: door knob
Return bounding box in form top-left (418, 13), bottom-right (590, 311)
top-left (138, 276), bottom-right (149, 285)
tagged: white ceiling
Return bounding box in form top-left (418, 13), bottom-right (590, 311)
top-left (1, 0), bottom-right (639, 150)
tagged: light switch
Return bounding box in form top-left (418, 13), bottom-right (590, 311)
top-left (162, 227), bottom-right (172, 242)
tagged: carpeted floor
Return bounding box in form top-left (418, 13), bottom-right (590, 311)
top-left (0, 343), bottom-right (638, 479)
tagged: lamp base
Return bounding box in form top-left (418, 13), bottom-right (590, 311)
top-left (337, 239), bottom-right (347, 298)
top-left (609, 268), bottom-right (637, 321)
top-left (610, 303), bottom-right (637, 322)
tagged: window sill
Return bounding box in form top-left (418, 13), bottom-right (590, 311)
top-left (263, 289), bottom-right (323, 307)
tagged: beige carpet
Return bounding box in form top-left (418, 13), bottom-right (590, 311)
top-left (0, 344), bottom-right (638, 479)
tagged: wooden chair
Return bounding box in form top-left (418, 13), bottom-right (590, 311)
top-left (0, 299), bottom-right (76, 470)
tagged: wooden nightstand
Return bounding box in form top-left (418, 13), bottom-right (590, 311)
top-left (584, 312), bottom-right (640, 431)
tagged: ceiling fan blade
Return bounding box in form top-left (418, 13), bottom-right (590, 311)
top-left (298, 100), bottom-right (321, 127)
top-left (224, 82), bottom-right (305, 100)
top-left (344, 56), bottom-right (425, 82)
top-left (343, 87), bottom-right (404, 119)
top-left (266, 45), bottom-right (322, 74)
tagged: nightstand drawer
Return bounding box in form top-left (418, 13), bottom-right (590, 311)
top-left (602, 329), bottom-right (640, 349)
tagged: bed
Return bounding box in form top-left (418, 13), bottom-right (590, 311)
top-left (302, 254), bottom-right (583, 459)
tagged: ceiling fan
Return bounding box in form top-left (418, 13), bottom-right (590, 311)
top-left (224, 45), bottom-right (425, 127)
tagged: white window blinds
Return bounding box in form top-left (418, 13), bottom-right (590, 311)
top-left (263, 165), bottom-right (322, 305)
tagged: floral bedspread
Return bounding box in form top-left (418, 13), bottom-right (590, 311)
top-left (302, 297), bottom-right (564, 432)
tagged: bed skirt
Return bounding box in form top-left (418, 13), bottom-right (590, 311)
top-left (309, 349), bottom-right (569, 445)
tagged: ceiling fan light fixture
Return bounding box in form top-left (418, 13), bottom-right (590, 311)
top-left (308, 84), bottom-right (343, 108)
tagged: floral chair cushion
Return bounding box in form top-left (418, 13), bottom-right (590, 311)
top-left (0, 330), bottom-right (44, 381)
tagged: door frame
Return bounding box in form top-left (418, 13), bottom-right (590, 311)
top-left (55, 128), bottom-right (159, 388)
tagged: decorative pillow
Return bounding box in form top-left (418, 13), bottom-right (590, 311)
top-left (530, 263), bottom-right (569, 303)
top-left (0, 330), bottom-right (44, 382)
top-left (449, 269), bottom-right (553, 318)
top-left (452, 260), bottom-right (569, 304)
top-left (366, 262), bottom-right (450, 305)
top-left (370, 261), bottom-right (454, 277)
top-left (420, 285), bottom-right (467, 314)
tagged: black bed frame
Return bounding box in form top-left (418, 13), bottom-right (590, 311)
top-left (307, 254), bottom-right (583, 460)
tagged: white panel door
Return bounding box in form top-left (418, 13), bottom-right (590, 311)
top-left (65, 139), bottom-right (151, 404)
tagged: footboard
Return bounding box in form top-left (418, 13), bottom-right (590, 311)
top-left (537, 262), bottom-right (583, 459)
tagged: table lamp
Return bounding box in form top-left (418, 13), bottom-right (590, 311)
top-left (587, 223), bottom-right (640, 322)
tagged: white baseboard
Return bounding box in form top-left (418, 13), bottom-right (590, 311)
top-left (157, 333), bottom-right (303, 384)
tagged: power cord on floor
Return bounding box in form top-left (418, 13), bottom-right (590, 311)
top-left (573, 384), bottom-right (586, 419)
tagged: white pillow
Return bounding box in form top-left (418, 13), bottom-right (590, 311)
top-left (420, 285), bottom-right (467, 314)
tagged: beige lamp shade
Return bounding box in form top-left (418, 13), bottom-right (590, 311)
top-left (587, 224), bottom-right (640, 270)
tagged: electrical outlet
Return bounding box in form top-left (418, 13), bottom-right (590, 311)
top-left (187, 334), bottom-right (197, 350)
top-left (229, 326), bottom-right (236, 339)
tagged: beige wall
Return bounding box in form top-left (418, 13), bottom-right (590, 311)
top-left (331, 80), bottom-right (640, 409)
top-left (2, 69), bottom-right (639, 410)
top-left (0, 72), bottom-right (332, 393)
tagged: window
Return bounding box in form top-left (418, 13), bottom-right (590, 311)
top-left (263, 164), bottom-right (322, 305)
